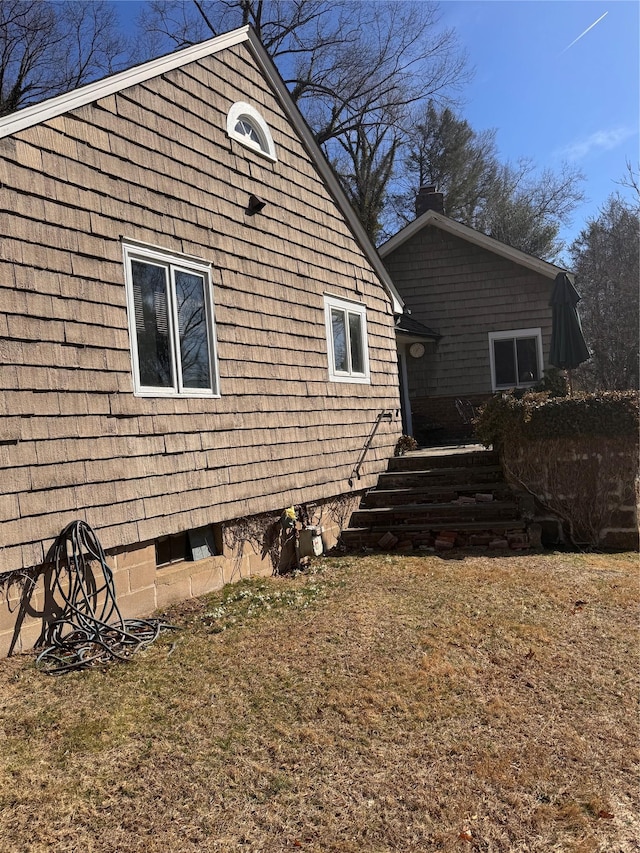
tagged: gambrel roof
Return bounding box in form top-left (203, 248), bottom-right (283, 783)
top-left (0, 25), bottom-right (403, 314)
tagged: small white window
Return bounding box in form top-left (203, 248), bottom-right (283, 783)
top-left (488, 328), bottom-right (543, 391)
top-left (324, 294), bottom-right (370, 383)
top-left (123, 243), bottom-right (220, 398)
top-left (226, 101), bottom-right (276, 161)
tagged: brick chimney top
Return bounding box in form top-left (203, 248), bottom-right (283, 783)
top-left (416, 184), bottom-right (444, 217)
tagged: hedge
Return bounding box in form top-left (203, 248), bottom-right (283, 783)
top-left (474, 390), bottom-right (639, 447)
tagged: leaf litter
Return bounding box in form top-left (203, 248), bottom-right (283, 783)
top-left (0, 551), bottom-right (637, 852)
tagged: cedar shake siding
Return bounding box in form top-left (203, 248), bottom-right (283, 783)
top-left (0, 31), bottom-right (402, 653)
top-left (382, 212), bottom-right (568, 441)
top-left (385, 225), bottom-right (553, 397)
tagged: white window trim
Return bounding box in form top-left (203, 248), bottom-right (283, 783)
top-left (226, 101), bottom-right (277, 162)
top-left (123, 242), bottom-right (220, 399)
top-left (488, 327), bottom-right (543, 392)
top-left (324, 294), bottom-right (371, 384)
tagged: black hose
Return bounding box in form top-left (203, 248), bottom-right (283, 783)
top-left (35, 520), bottom-right (173, 675)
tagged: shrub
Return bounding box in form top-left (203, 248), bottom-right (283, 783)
top-left (531, 367), bottom-right (568, 397)
top-left (474, 390), bottom-right (639, 448)
top-left (394, 435), bottom-right (419, 456)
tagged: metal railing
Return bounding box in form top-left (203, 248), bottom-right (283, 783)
top-left (348, 409), bottom-right (394, 486)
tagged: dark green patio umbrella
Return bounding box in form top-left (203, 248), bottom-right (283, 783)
top-left (549, 272), bottom-right (590, 394)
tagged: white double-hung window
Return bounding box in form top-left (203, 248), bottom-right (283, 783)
top-left (123, 243), bottom-right (219, 397)
top-left (324, 294), bottom-right (370, 383)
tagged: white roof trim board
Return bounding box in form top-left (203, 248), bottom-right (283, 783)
top-left (0, 27), bottom-right (251, 138)
top-left (0, 26), bottom-right (403, 314)
top-left (0, 27), bottom-right (248, 139)
top-left (378, 208), bottom-right (569, 282)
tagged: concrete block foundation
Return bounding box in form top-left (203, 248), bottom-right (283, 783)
top-left (0, 496), bottom-right (350, 658)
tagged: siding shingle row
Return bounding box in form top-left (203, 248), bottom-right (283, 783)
top-left (0, 41), bottom-right (400, 574)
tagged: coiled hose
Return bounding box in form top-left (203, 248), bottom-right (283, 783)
top-left (35, 520), bottom-right (173, 675)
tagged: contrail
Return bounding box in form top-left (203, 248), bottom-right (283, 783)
top-left (561, 11), bottom-right (608, 53)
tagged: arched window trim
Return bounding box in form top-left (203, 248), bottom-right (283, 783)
top-left (226, 101), bottom-right (276, 162)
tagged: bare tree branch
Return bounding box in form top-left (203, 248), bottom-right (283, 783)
top-left (615, 159), bottom-right (640, 207)
top-left (136, 1), bottom-right (469, 237)
top-left (387, 101), bottom-right (585, 259)
top-left (0, 0), bottom-right (129, 116)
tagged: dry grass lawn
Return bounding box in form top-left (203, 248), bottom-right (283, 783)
top-left (0, 550), bottom-right (638, 852)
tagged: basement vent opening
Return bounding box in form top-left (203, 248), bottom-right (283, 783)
top-left (155, 524), bottom-right (221, 568)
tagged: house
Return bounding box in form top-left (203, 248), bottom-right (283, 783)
top-left (380, 186), bottom-right (571, 442)
top-left (0, 26), bottom-right (404, 656)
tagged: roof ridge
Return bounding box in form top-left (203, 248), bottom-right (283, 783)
top-left (379, 209), bottom-right (570, 281)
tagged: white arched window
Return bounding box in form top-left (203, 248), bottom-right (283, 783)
top-left (226, 102), bottom-right (276, 162)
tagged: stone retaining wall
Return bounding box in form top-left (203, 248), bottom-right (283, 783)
top-left (498, 434), bottom-right (639, 550)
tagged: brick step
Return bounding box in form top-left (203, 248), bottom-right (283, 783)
top-left (350, 501), bottom-right (520, 528)
top-left (387, 450), bottom-right (498, 472)
top-left (379, 465), bottom-right (504, 489)
top-left (341, 446), bottom-right (530, 553)
top-left (340, 520), bottom-right (529, 551)
top-left (361, 483), bottom-right (512, 507)
top-left (343, 518), bottom-right (526, 537)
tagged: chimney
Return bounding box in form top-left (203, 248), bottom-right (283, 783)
top-left (415, 184), bottom-right (444, 217)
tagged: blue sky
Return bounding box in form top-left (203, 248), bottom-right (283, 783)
top-left (436, 1), bottom-right (639, 255)
top-left (113, 1), bottom-right (638, 257)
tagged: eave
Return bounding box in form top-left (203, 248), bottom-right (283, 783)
top-left (0, 26), bottom-right (403, 315)
top-left (379, 209), bottom-right (571, 282)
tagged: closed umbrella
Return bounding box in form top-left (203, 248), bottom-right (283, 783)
top-left (549, 272), bottom-right (590, 395)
